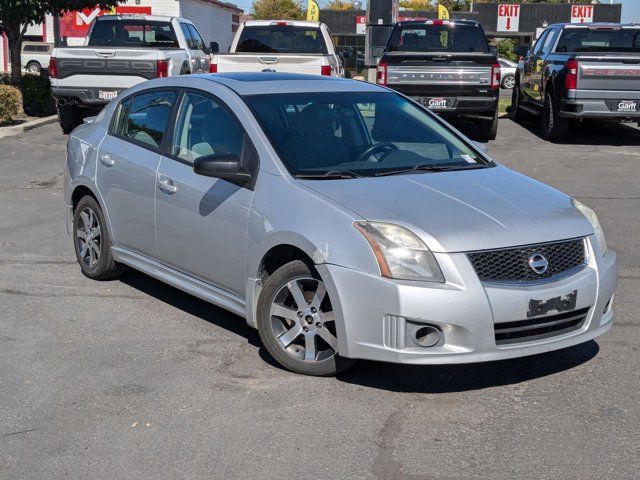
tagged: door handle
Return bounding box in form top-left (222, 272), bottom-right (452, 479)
top-left (99, 153), bottom-right (115, 167)
top-left (158, 176), bottom-right (177, 194)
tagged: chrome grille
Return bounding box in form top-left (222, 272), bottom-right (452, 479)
top-left (467, 239), bottom-right (585, 283)
top-left (494, 307), bottom-right (590, 345)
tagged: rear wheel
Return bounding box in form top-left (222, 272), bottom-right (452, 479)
top-left (478, 111), bottom-right (498, 141)
top-left (542, 92), bottom-right (569, 140)
top-left (501, 74), bottom-right (515, 89)
top-left (257, 260), bottom-right (354, 376)
top-left (26, 61), bottom-right (41, 74)
top-left (57, 103), bottom-right (82, 134)
top-left (73, 195), bottom-right (124, 281)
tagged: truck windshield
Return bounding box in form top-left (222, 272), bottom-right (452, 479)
top-left (88, 20), bottom-right (179, 48)
top-left (245, 91), bottom-right (490, 178)
top-left (556, 29), bottom-right (640, 53)
top-left (236, 26), bottom-right (328, 54)
top-left (387, 24), bottom-right (488, 53)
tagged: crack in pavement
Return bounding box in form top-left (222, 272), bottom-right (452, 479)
top-left (0, 287), bottom-right (146, 300)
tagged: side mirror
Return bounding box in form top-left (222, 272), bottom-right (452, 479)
top-left (514, 46), bottom-right (529, 58)
top-left (209, 41), bottom-right (219, 54)
top-left (193, 153), bottom-right (252, 187)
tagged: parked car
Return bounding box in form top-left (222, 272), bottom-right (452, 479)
top-left (376, 19), bottom-right (501, 140)
top-left (209, 20), bottom-right (347, 77)
top-left (498, 57), bottom-right (517, 89)
top-left (65, 73), bottom-right (618, 376)
top-left (21, 42), bottom-right (53, 74)
top-left (512, 23), bottom-right (640, 140)
top-left (49, 14), bottom-right (210, 134)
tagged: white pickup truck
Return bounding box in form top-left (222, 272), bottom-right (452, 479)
top-left (210, 20), bottom-right (348, 77)
top-left (49, 14), bottom-right (209, 133)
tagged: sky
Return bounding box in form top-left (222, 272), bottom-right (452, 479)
top-left (232, 1), bottom-right (640, 23)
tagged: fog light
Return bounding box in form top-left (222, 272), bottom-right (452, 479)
top-left (412, 325), bottom-right (443, 348)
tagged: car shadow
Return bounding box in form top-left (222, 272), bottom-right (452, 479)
top-left (336, 340), bottom-right (599, 393)
top-left (507, 114), bottom-right (640, 147)
top-left (118, 268), bottom-right (600, 392)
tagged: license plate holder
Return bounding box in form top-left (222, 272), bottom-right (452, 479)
top-left (616, 100), bottom-right (638, 113)
top-left (423, 97), bottom-right (448, 110)
top-left (98, 90), bottom-right (118, 101)
top-left (527, 290), bottom-right (577, 318)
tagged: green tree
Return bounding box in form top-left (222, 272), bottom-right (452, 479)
top-left (326, 0), bottom-right (355, 10)
top-left (491, 37), bottom-right (517, 61)
top-left (252, 0), bottom-right (305, 20)
top-left (0, 1), bottom-right (123, 83)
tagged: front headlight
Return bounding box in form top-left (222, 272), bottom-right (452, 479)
top-left (573, 199), bottom-right (607, 255)
top-left (354, 221), bottom-right (444, 282)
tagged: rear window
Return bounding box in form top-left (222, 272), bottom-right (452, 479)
top-left (387, 24), bottom-right (489, 53)
top-left (236, 26), bottom-right (327, 54)
top-left (556, 28), bottom-right (640, 53)
top-left (89, 19), bottom-right (179, 48)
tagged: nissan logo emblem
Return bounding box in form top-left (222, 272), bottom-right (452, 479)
top-left (528, 253), bottom-right (549, 275)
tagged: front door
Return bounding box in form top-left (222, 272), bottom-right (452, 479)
top-left (522, 30), bottom-right (548, 102)
top-left (155, 90), bottom-right (254, 296)
top-left (96, 89), bottom-right (177, 257)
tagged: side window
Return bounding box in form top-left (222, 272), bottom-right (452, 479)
top-left (542, 29), bottom-right (558, 55)
top-left (114, 90), bottom-right (177, 149)
top-left (180, 23), bottom-right (196, 49)
top-left (188, 24), bottom-right (206, 51)
top-left (532, 31), bottom-right (548, 55)
top-left (171, 92), bottom-right (244, 162)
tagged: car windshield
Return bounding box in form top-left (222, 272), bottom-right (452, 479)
top-left (557, 28), bottom-right (640, 52)
top-left (88, 20), bottom-right (179, 48)
top-left (236, 26), bottom-right (327, 54)
top-left (387, 24), bottom-right (488, 53)
top-left (245, 92), bottom-right (491, 178)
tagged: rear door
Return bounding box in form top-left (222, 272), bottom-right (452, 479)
top-left (97, 89), bottom-right (177, 257)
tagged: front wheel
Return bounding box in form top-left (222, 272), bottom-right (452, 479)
top-left (510, 81), bottom-right (526, 122)
top-left (502, 74), bottom-right (516, 89)
top-left (478, 111), bottom-right (498, 141)
top-left (256, 260), bottom-right (355, 376)
top-left (542, 92), bottom-right (569, 141)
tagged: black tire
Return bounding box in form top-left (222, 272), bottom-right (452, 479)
top-left (501, 74), bottom-right (515, 89)
top-left (256, 260), bottom-right (355, 376)
top-left (73, 195), bottom-right (124, 281)
top-left (478, 111), bottom-right (498, 141)
top-left (26, 61), bottom-right (41, 75)
top-left (57, 103), bottom-right (82, 134)
top-left (542, 92), bottom-right (569, 141)
top-left (509, 81), bottom-right (527, 122)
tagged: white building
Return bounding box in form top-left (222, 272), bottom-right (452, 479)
top-left (1, 0), bottom-right (242, 73)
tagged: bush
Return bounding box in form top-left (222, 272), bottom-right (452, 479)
top-left (491, 38), bottom-right (517, 62)
top-left (21, 74), bottom-right (56, 116)
top-left (0, 85), bottom-right (22, 124)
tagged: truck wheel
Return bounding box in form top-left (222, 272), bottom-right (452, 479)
top-left (479, 111), bottom-right (498, 141)
top-left (26, 61), bottom-right (41, 75)
top-left (256, 260), bottom-right (355, 376)
top-left (57, 103), bottom-right (82, 134)
top-left (542, 92), bottom-right (569, 141)
top-left (509, 82), bottom-right (526, 122)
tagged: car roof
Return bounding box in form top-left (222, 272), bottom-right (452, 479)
top-left (397, 19), bottom-right (480, 26)
top-left (242, 20), bottom-right (324, 28)
top-left (192, 72), bottom-right (385, 96)
top-left (549, 22), bottom-right (639, 29)
top-left (96, 14), bottom-right (186, 23)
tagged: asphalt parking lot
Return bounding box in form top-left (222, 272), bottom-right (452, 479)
top-left (1, 118), bottom-right (639, 479)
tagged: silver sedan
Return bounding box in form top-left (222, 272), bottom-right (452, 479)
top-left (64, 73), bottom-right (618, 376)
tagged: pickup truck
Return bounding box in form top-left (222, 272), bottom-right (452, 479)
top-left (376, 19), bottom-right (501, 140)
top-left (511, 23), bottom-right (640, 140)
top-left (49, 14), bottom-right (209, 133)
top-left (209, 20), bottom-right (347, 77)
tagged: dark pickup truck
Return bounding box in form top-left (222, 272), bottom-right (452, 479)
top-left (376, 19), bottom-right (501, 140)
top-left (512, 23), bottom-right (640, 140)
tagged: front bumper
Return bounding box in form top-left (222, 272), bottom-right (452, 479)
top-left (318, 236), bottom-right (617, 365)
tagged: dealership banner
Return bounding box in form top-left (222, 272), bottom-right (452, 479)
top-left (60, 6), bottom-right (152, 38)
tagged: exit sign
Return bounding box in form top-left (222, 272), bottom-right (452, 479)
top-left (497, 4), bottom-right (520, 32)
top-left (571, 5), bottom-right (594, 24)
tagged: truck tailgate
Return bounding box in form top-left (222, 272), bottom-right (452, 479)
top-left (56, 48), bottom-right (159, 82)
top-left (216, 54), bottom-right (326, 75)
top-left (576, 54), bottom-right (640, 92)
top-left (384, 52), bottom-right (495, 95)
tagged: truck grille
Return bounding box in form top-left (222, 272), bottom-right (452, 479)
top-left (494, 307), bottom-right (590, 345)
top-left (467, 239), bottom-right (585, 283)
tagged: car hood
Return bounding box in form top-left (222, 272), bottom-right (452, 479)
top-left (300, 165), bottom-right (593, 253)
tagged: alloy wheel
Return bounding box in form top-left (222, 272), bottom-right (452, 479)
top-left (76, 206), bottom-right (101, 268)
top-left (503, 75), bottom-right (515, 89)
top-left (269, 277), bottom-right (337, 362)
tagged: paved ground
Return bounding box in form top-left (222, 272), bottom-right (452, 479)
top-left (1, 119), bottom-right (639, 479)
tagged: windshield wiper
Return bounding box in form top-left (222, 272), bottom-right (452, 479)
top-left (374, 163), bottom-right (488, 177)
top-left (295, 170), bottom-right (363, 179)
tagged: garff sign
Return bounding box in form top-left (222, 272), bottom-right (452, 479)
top-left (497, 4), bottom-right (520, 32)
top-left (571, 5), bottom-right (594, 24)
